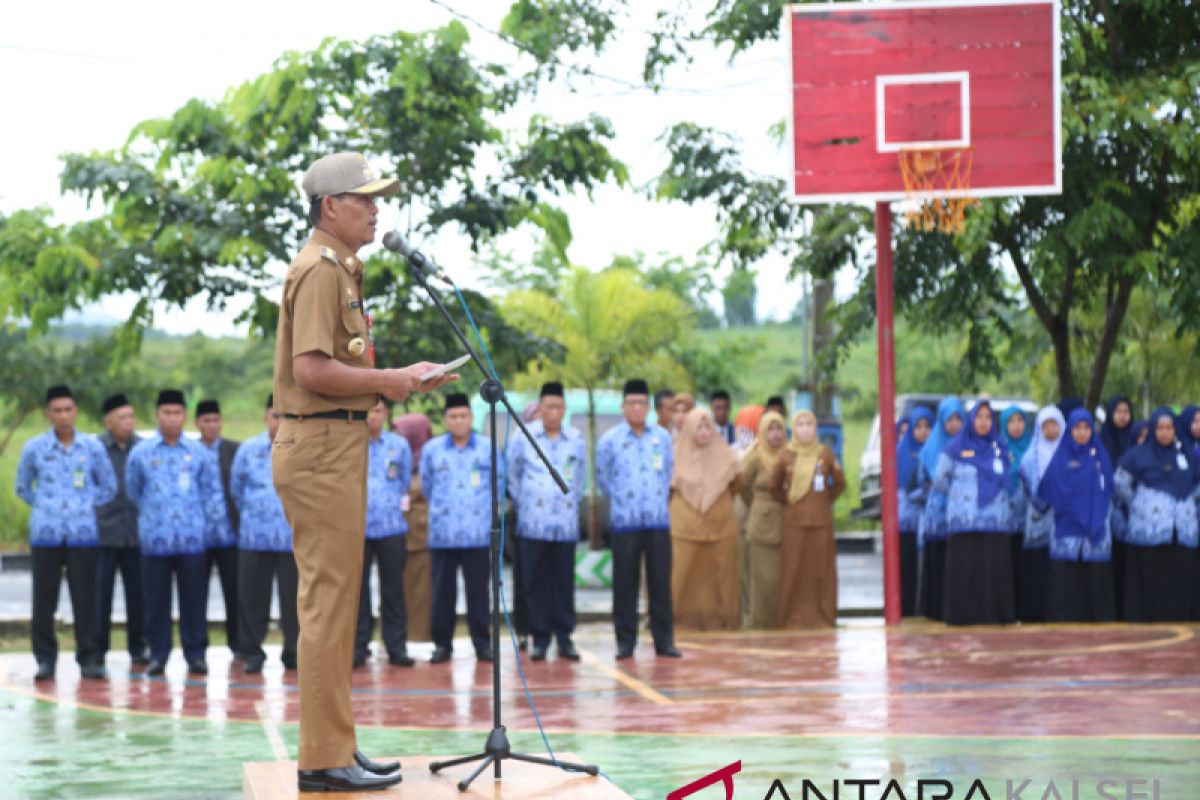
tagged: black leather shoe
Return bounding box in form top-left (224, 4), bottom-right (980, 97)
top-left (146, 660), bottom-right (166, 676)
top-left (388, 652), bottom-right (415, 667)
top-left (476, 647), bottom-right (494, 663)
top-left (81, 663), bottom-right (107, 680)
top-left (297, 764), bottom-right (402, 792)
top-left (282, 656), bottom-right (297, 671)
top-left (530, 644), bottom-right (548, 661)
top-left (615, 647), bottom-right (634, 660)
top-left (656, 646), bottom-right (683, 658)
top-left (244, 654), bottom-right (266, 674)
top-left (518, 636), bottom-right (528, 651)
top-left (187, 660), bottom-right (208, 675)
top-left (131, 651), bottom-right (151, 666)
top-left (429, 647), bottom-right (452, 664)
top-left (354, 750), bottom-right (400, 775)
top-left (34, 662), bottom-right (55, 682)
top-left (352, 651), bottom-right (367, 669)
top-left (558, 641), bottom-right (581, 661)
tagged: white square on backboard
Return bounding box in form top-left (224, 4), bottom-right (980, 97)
top-left (876, 71), bottom-right (972, 153)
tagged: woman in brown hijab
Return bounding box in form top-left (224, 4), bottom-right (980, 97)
top-left (769, 410), bottom-right (844, 628)
top-left (671, 392), bottom-right (696, 439)
top-left (740, 411), bottom-right (789, 628)
top-left (670, 407), bottom-right (743, 630)
top-left (393, 414), bottom-right (434, 642)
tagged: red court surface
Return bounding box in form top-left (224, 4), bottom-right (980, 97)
top-left (6, 622), bottom-right (1198, 740)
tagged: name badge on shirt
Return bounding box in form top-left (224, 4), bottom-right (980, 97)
top-left (73, 468), bottom-right (86, 489)
top-left (652, 450), bottom-right (664, 472)
top-left (564, 461), bottom-right (575, 482)
top-left (401, 494), bottom-right (411, 512)
top-left (1177, 454), bottom-right (1189, 470)
top-left (992, 458), bottom-right (1004, 475)
top-left (179, 472), bottom-right (191, 491)
top-left (470, 470), bottom-right (481, 488)
top-left (387, 462), bottom-right (399, 481)
top-left (813, 473), bottom-right (825, 492)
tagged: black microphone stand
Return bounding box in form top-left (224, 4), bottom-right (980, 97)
top-left (404, 257), bottom-right (600, 792)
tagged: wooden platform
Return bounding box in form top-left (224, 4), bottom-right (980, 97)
top-left (243, 754), bottom-right (630, 799)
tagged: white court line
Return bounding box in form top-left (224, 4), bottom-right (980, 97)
top-left (255, 700), bottom-right (289, 761)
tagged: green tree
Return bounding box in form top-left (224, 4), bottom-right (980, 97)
top-left (722, 268), bottom-right (757, 328)
top-left (500, 266), bottom-right (691, 545)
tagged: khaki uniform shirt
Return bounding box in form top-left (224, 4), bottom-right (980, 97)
top-left (273, 229), bottom-right (376, 414)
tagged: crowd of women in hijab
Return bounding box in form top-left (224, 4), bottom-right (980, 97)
top-left (895, 396), bottom-right (1200, 626)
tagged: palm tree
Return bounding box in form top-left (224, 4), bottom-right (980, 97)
top-left (501, 266), bottom-right (692, 547)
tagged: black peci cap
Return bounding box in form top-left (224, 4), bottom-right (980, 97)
top-left (540, 381), bottom-right (565, 398)
top-left (195, 399), bottom-right (221, 417)
top-left (157, 389), bottom-right (186, 408)
top-left (710, 389), bottom-right (731, 403)
top-left (444, 393), bottom-right (470, 412)
top-left (101, 393), bottom-right (130, 415)
top-left (623, 379), bottom-right (650, 397)
top-left (45, 385), bottom-right (74, 405)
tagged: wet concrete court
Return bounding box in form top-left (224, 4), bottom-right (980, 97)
top-left (2, 621), bottom-right (1198, 799)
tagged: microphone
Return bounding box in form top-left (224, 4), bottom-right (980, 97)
top-left (381, 232), bottom-right (452, 283)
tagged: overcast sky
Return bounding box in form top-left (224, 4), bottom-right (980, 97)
top-left (1, 1), bottom-right (808, 336)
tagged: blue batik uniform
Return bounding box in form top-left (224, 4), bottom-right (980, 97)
top-left (366, 431), bottom-right (412, 540)
top-left (230, 432), bottom-right (292, 553)
top-left (506, 421), bottom-right (587, 541)
top-left (200, 438), bottom-right (238, 549)
top-left (230, 431), bottom-right (299, 665)
top-left (420, 432), bottom-right (492, 654)
top-left (126, 431), bottom-right (229, 665)
top-left (1113, 469), bottom-right (1199, 549)
top-left (934, 453), bottom-right (1018, 536)
top-left (16, 429), bottom-right (118, 548)
top-left (595, 422), bottom-right (673, 533)
top-left (127, 434), bottom-right (230, 556)
top-left (596, 420), bottom-right (676, 654)
top-left (16, 427), bottom-right (117, 671)
top-left (506, 421), bottom-right (587, 650)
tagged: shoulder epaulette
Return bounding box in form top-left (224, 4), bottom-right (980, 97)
top-left (319, 246), bottom-right (341, 267)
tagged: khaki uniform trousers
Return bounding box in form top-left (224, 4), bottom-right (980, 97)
top-left (273, 418), bottom-right (368, 770)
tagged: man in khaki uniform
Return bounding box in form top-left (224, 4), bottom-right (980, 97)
top-left (272, 151), bottom-right (456, 793)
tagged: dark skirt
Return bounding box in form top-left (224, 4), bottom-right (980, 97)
top-left (917, 539), bottom-right (947, 621)
top-left (943, 532), bottom-right (1016, 626)
top-left (1111, 539), bottom-right (1126, 621)
top-left (1047, 559), bottom-right (1115, 623)
top-left (900, 532), bottom-right (919, 617)
top-left (1120, 542), bottom-right (1197, 622)
top-left (1018, 546), bottom-right (1050, 623)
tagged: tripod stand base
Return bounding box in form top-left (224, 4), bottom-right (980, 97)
top-left (244, 751), bottom-right (620, 799)
top-left (430, 726), bottom-right (599, 792)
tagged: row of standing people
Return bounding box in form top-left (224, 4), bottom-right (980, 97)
top-left (896, 396), bottom-right (1200, 625)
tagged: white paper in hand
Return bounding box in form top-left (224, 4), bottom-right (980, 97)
top-left (420, 354), bottom-right (470, 381)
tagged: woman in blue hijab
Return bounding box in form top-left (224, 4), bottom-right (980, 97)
top-left (1099, 396), bottom-right (1137, 464)
top-left (915, 396), bottom-right (965, 621)
top-left (897, 406), bottom-right (934, 616)
top-left (1016, 405), bottom-right (1065, 621)
top-left (934, 400), bottom-right (1019, 625)
top-left (1113, 407), bottom-right (1200, 621)
top-left (1038, 409), bottom-right (1116, 622)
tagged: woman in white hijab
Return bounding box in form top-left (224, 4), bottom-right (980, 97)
top-left (1016, 405), bottom-right (1065, 621)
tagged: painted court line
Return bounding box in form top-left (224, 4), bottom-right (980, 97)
top-left (578, 648), bottom-right (674, 706)
top-left (255, 700), bottom-right (289, 761)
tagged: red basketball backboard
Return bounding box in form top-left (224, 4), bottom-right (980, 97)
top-left (787, 0), bottom-right (1061, 203)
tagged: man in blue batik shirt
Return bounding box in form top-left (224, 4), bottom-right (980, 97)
top-left (354, 398), bottom-right (415, 669)
top-left (230, 395), bottom-right (298, 674)
top-left (595, 379), bottom-right (681, 660)
top-left (126, 389), bottom-right (230, 676)
top-left (420, 393), bottom-right (492, 664)
top-left (506, 381), bottom-right (586, 661)
top-left (196, 398), bottom-right (240, 659)
top-left (15, 385), bottom-right (118, 682)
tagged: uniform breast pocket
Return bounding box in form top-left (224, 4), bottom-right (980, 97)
top-left (338, 301), bottom-right (368, 362)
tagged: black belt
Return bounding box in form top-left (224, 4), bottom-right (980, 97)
top-left (283, 409), bottom-right (367, 422)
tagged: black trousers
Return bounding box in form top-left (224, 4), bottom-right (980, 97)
top-left (430, 547), bottom-right (490, 653)
top-left (31, 545), bottom-right (100, 668)
top-left (611, 530), bottom-right (674, 653)
top-left (143, 553), bottom-right (209, 664)
top-left (206, 545), bottom-right (239, 653)
top-left (237, 549), bottom-right (299, 664)
top-left (94, 545), bottom-right (146, 659)
top-left (899, 532), bottom-right (918, 617)
top-left (519, 538), bottom-right (577, 648)
top-left (355, 535), bottom-right (408, 659)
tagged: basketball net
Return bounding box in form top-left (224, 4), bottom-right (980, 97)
top-left (897, 147), bottom-right (980, 234)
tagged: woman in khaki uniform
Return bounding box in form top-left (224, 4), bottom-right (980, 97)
top-left (670, 408), bottom-right (742, 630)
top-left (739, 411), bottom-right (788, 628)
top-left (769, 410), bottom-right (844, 628)
top-left (394, 414), bottom-right (433, 642)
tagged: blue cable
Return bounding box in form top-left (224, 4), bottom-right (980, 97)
top-left (451, 287), bottom-right (580, 775)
